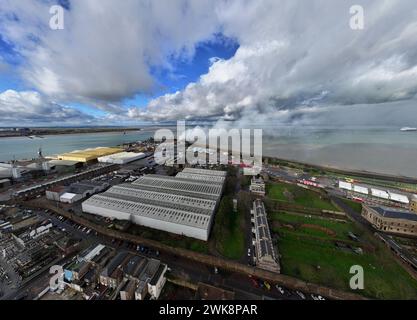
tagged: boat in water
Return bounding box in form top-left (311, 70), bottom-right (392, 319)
top-left (400, 127), bottom-right (417, 132)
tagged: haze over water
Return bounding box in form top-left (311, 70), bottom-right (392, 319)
top-left (0, 126), bottom-right (416, 178)
top-left (262, 126), bottom-right (417, 178)
top-left (0, 130), bottom-right (155, 162)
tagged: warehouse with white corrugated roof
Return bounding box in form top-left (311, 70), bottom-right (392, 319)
top-left (82, 168), bottom-right (225, 241)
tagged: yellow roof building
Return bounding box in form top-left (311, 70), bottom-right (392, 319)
top-left (58, 147), bottom-right (124, 162)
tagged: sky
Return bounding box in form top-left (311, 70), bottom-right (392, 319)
top-left (0, 0), bottom-right (417, 129)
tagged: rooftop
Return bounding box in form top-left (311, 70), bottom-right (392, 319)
top-left (149, 264), bottom-right (166, 286)
top-left (48, 159), bottom-right (81, 166)
top-left (59, 147), bottom-right (123, 162)
top-left (371, 206), bottom-right (417, 222)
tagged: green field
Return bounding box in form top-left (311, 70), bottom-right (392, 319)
top-left (270, 212), bottom-right (359, 241)
top-left (340, 198), bottom-right (363, 213)
top-left (271, 212), bottom-right (417, 299)
top-left (267, 182), bottom-right (337, 211)
top-left (212, 195), bottom-right (246, 260)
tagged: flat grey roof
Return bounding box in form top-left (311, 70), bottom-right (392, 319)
top-left (181, 168), bottom-right (227, 176)
top-left (371, 206), bottom-right (417, 222)
top-left (83, 169), bottom-right (225, 232)
top-left (110, 184), bottom-right (217, 211)
top-left (104, 191), bottom-right (214, 216)
top-left (84, 194), bottom-right (212, 229)
top-left (102, 251), bottom-right (128, 277)
top-left (176, 172), bottom-right (226, 183)
top-left (132, 174), bottom-right (224, 196)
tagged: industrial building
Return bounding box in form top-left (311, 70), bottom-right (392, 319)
top-left (14, 164), bottom-right (117, 199)
top-left (98, 152), bottom-right (146, 164)
top-left (82, 168), bottom-right (226, 241)
top-left (251, 200), bottom-right (280, 273)
top-left (46, 180), bottom-right (109, 204)
top-left (176, 167), bottom-right (227, 184)
top-left (58, 147), bottom-right (123, 163)
top-left (46, 186), bottom-right (67, 201)
top-left (0, 162), bottom-right (41, 180)
top-left (48, 159), bottom-right (83, 173)
top-left (362, 205), bottom-right (417, 237)
top-left (59, 193), bottom-right (83, 204)
top-left (67, 180), bottom-right (110, 197)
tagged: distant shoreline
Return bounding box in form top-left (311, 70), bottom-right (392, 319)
top-left (192, 142), bottom-right (417, 183)
top-left (0, 127), bottom-right (142, 138)
top-left (264, 156), bottom-right (417, 184)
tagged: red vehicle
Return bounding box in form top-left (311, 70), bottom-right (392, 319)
top-left (352, 196), bottom-right (364, 203)
top-left (249, 276), bottom-right (259, 288)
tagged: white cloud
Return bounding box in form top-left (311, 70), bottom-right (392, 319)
top-left (1, 0), bottom-right (417, 127)
top-left (128, 0), bottom-right (417, 127)
top-left (0, 89), bottom-right (95, 125)
top-left (0, 0), bottom-right (220, 108)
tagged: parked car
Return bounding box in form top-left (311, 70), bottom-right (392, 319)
top-left (249, 277), bottom-right (258, 288)
top-left (296, 291), bottom-right (306, 300)
top-left (275, 285), bottom-right (285, 295)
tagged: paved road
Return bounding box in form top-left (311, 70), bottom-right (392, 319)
top-left (22, 208), bottom-right (310, 300)
top-left (331, 194), bottom-right (417, 271)
top-left (150, 250), bottom-right (305, 300)
top-left (0, 258), bottom-right (21, 299)
top-left (330, 195), bottom-right (373, 230)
